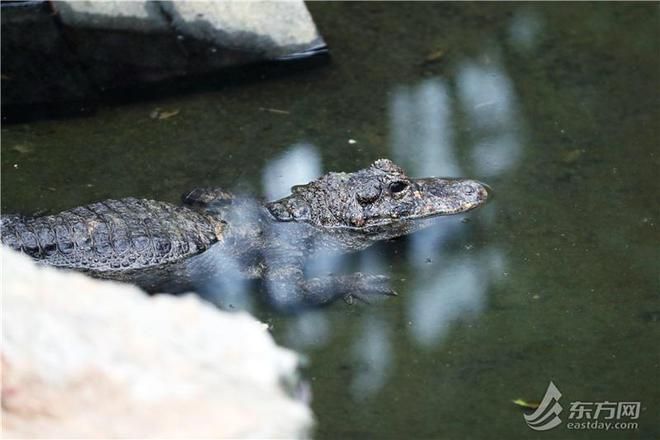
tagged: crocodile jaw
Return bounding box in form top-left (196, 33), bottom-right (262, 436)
top-left (409, 177), bottom-right (491, 217)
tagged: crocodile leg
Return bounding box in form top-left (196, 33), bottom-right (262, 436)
top-left (301, 272), bottom-right (397, 305)
top-left (181, 187), bottom-right (235, 213)
top-left (262, 253), bottom-right (396, 309)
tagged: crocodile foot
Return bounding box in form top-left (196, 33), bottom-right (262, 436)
top-left (338, 273), bottom-right (398, 305)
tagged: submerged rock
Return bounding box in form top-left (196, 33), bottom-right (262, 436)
top-left (1, 247), bottom-right (313, 438)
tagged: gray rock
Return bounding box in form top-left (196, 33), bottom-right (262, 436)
top-left (1, 247), bottom-right (313, 438)
top-left (54, 1), bottom-right (170, 32)
top-left (56, 1), bottom-right (324, 58)
top-left (160, 1), bottom-right (324, 58)
top-left (2, 1), bottom-right (326, 115)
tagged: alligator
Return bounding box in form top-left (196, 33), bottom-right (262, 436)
top-left (1, 159), bottom-right (490, 309)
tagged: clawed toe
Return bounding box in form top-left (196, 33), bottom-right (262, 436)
top-left (343, 292), bottom-right (376, 305)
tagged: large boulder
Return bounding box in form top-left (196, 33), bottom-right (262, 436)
top-left (1, 247), bottom-right (313, 438)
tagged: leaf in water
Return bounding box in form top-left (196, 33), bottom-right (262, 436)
top-left (512, 398), bottom-right (540, 410)
top-left (150, 108), bottom-right (180, 120)
top-left (12, 144), bottom-right (34, 154)
top-left (422, 48), bottom-right (447, 65)
top-left (158, 109), bottom-right (180, 120)
top-left (259, 107), bottom-right (290, 115)
top-left (562, 149), bottom-right (584, 164)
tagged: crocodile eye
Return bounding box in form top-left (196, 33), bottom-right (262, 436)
top-left (389, 181), bottom-right (408, 195)
top-left (356, 181), bottom-right (382, 205)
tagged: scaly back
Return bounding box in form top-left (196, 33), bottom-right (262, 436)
top-left (1, 198), bottom-right (225, 272)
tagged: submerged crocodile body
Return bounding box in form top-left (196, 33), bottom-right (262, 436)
top-left (1, 159), bottom-right (489, 309)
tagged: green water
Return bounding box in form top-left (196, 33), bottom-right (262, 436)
top-left (2, 3), bottom-right (658, 439)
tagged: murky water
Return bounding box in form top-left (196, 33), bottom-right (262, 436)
top-left (2, 3), bottom-right (658, 439)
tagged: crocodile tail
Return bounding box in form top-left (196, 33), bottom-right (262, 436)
top-left (1, 214), bottom-right (26, 252)
top-left (0, 199), bottom-right (222, 272)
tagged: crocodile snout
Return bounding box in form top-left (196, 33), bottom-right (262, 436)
top-left (414, 178), bottom-right (490, 216)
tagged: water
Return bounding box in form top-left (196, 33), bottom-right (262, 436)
top-left (2, 3), bottom-right (659, 439)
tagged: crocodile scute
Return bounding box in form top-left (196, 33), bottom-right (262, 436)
top-left (1, 198), bottom-right (223, 273)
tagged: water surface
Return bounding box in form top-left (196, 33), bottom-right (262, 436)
top-left (2, 3), bottom-right (658, 439)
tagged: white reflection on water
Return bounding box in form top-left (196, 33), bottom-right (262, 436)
top-left (387, 55), bottom-right (523, 351)
top-left (350, 315), bottom-right (393, 400)
top-left (262, 142), bottom-right (322, 201)
top-left (390, 78), bottom-right (460, 177)
top-left (508, 7), bottom-right (543, 52)
top-left (201, 144), bottom-right (325, 312)
top-left (197, 250), bottom-right (254, 312)
top-left (456, 60), bottom-right (522, 176)
top-left (471, 132), bottom-right (521, 176)
top-left (283, 310), bottom-right (331, 350)
top-left (358, 242), bottom-right (388, 275)
top-left (409, 257), bottom-right (487, 347)
top-left (197, 200), bottom-right (261, 312)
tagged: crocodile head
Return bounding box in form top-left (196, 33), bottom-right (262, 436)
top-left (266, 158), bottom-right (490, 242)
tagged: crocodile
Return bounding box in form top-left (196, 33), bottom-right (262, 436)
top-left (1, 159), bottom-right (490, 309)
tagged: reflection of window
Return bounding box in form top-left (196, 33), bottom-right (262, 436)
top-left (262, 143), bottom-right (321, 201)
top-left (457, 62), bottom-right (522, 176)
top-left (389, 62), bottom-right (522, 178)
top-left (389, 79), bottom-right (461, 177)
top-left (388, 61), bottom-right (520, 348)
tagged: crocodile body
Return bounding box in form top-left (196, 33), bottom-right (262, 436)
top-left (1, 159), bottom-right (490, 309)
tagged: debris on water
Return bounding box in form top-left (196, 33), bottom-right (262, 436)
top-left (474, 100), bottom-right (496, 109)
top-left (159, 109), bottom-right (180, 120)
top-left (512, 398), bottom-right (540, 410)
top-left (150, 108), bottom-right (180, 120)
top-left (12, 144), bottom-right (33, 154)
top-left (13, 163), bottom-right (18, 169)
top-left (423, 48), bottom-right (446, 65)
top-left (640, 217), bottom-right (655, 227)
top-left (562, 149), bottom-right (584, 164)
top-left (259, 107), bottom-right (290, 115)
top-left (348, 139), bottom-right (357, 144)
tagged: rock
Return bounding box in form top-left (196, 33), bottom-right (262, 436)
top-left (1, 247), bottom-right (313, 438)
top-left (55, 1), bottom-right (170, 32)
top-left (2, 1), bottom-right (327, 119)
top-left (158, 1), bottom-right (324, 59)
